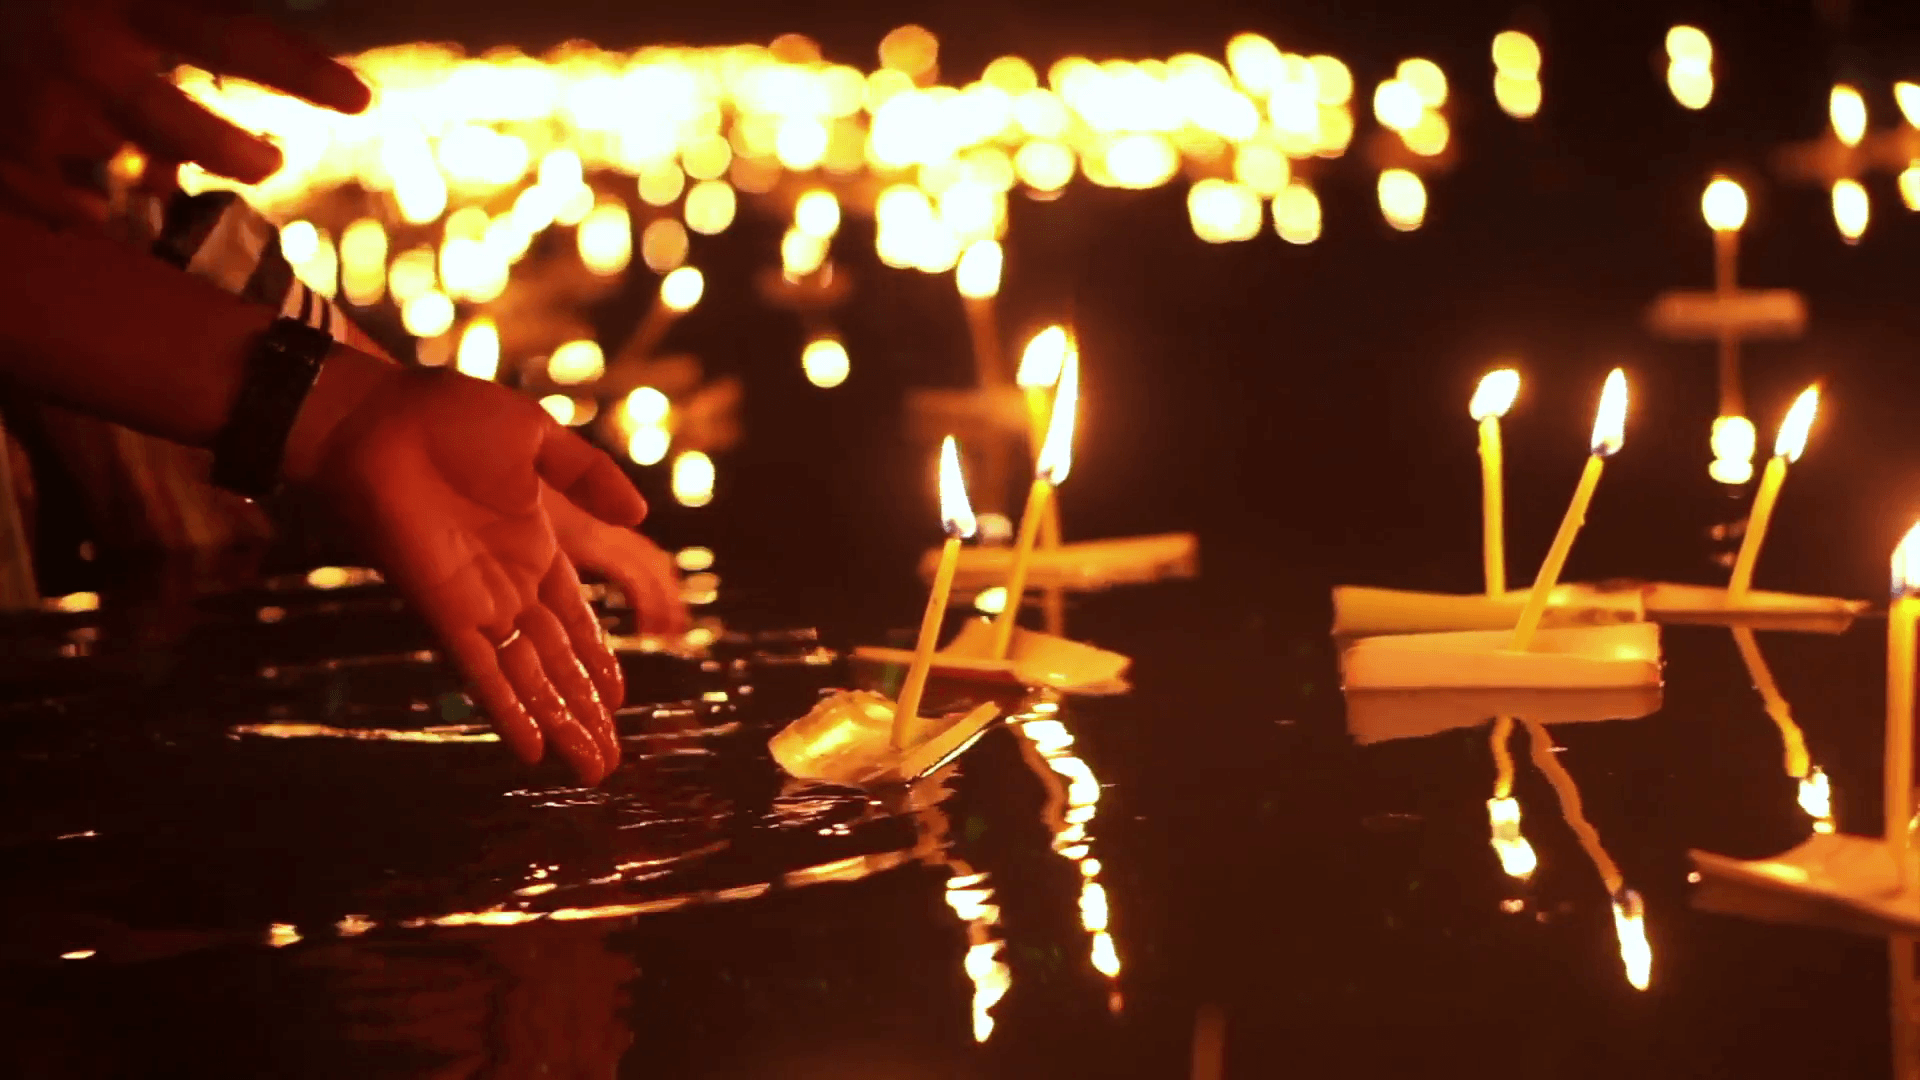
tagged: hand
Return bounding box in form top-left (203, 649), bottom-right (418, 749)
top-left (0, 0), bottom-right (370, 223)
top-left (289, 351), bottom-right (647, 785)
top-left (543, 484), bottom-right (691, 636)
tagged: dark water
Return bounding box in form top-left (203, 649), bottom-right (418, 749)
top-left (0, 543), bottom-right (1899, 1078)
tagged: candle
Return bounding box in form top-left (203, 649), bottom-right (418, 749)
top-left (1727, 385), bottom-right (1820, 599)
top-left (1018, 326), bottom-right (1073, 634)
top-left (1888, 524), bottom-right (1920, 885)
top-left (991, 347), bottom-right (1079, 658)
top-left (957, 240), bottom-right (1007, 384)
top-left (1471, 368), bottom-right (1521, 595)
top-left (1510, 369), bottom-right (1629, 650)
top-left (893, 435), bottom-right (978, 749)
top-left (1702, 177), bottom-right (1748, 422)
top-left (615, 266), bottom-right (704, 367)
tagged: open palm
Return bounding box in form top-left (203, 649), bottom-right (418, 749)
top-left (308, 368), bottom-right (645, 784)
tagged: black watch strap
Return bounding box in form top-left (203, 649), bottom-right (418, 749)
top-left (210, 316), bottom-right (335, 498)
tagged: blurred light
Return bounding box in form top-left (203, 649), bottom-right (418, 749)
top-left (1709, 415), bottom-right (1756, 485)
top-left (1396, 58), bottom-right (1448, 107)
top-left (1014, 88), bottom-right (1070, 138)
top-left (1015, 139), bottom-right (1075, 192)
top-left (661, 266), bottom-right (704, 311)
top-left (1898, 82), bottom-right (1920, 128)
top-left (685, 180), bottom-right (737, 234)
top-left (538, 395), bottom-right (577, 425)
top-left (1225, 33), bottom-right (1284, 97)
top-left (974, 585), bottom-right (1008, 614)
top-left (1273, 182), bottom-right (1321, 244)
top-left (956, 239), bottom-right (1004, 298)
top-left (1901, 164), bottom-right (1920, 210)
top-left (1666, 26), bottom-right (1713, 110)
top-left (1378, 169), bottom-right (1427, 231)
top-left (1233, 140), bottom-right (1289, 196)
top-left (672, 450), bottom-right (716, 507)
top-left (1372, 79), bottom-right (1422, 131)
top-left (1403, 111), bottom-right (1450, 156)
top-left (1187, 179), bottom-right (1262, 242)
top-left (802, 337), bottom-right (850, 388)
top-left (577, 201), bottom-right (632, 275)
top-left (1831, 84), bottom-right (1867, 147)
top-left (538, 148), bottom-right (583, 190)
top-left (774, 119), bottom-right (829, 170)
top-left (455, 318), bottom-right (500, 380)
top-left (401, 289), bottom-right (454, 338)
top-left (445, 205), bottom-right (489, 241)
top-left (1493, 31), bottom-right (1542, 79)
top-left (1832, 178), bottom-right (1869, 242)
top-left (1702, 177), bottom-right (1748, 232)
top-left (1309, 55), bottom-right (1353, 105)
top-left (683, 134), bottom-right (733, 181)
top-left (1494, 73), bottom-right (1542, 119)
top-left (1666, 25), bottom-right (1712, 66)
top-left (624, 386), bottom-right (671, 426)
top-left (676, 546), bottom-right (715, 572)
top-left (627, 424), bottom-right (671, 466)
top-left (1103, 133), bottom-right (1178, 188)
top-left (340, 218), bottom-right (387, 306)
top-left (394, 167), bottom-right (447, 225)
top-left (795, 189), bottom-right (841, 237)
top-left (280, 220), bottom-right (319, 266)
top-left (984, 55), bottom-right (1038, 94)
top-left (641, 218), bottom-right (690, 272)
top-left (879, 24), bottom-right (939, 81)
top-left (1019, 325), bottom-right (1071, 388)
top-left (553, 183), bottom-right (595, 226)
top-left (782, 227), bottom-right (829, 278)
top-left (548, 339), bottom-right (605, 385)
top-left (637, 162), bottom-right (685, 207)
top-left (1668, 69), bottom-right (1713, 109)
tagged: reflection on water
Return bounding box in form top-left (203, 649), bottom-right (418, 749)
top-left (1012, 694), bottom-right (1123, 997)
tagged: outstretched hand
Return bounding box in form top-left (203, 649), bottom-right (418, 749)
top-left (291, 355), bottom-right (646, 785)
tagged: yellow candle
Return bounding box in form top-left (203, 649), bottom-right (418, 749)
top-left (1703, 177), bottom-right (1748, 418)
top-left (1471, 369), bottom-right (1522, 804)
top-left (1019, 327), bottom-right (1074, 637)
top-left (992, 347), bottom-right (1079, 658)
top-left (893, 436), bottom-right (977, 749)
top-left (1889, 524), bottom-right (1920, 882)
top-left (958, 240), bottom-right (1007, 385)
top-left (1510, 369), bottom-right (1629, 650)
top-left (1727, 385), bottom-right (1820, 599)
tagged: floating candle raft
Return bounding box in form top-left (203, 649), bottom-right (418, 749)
top-left (1345, 684), bottom-right (1662, 744)
top-left (925, 532), bottom-right (1200, 594)
top-left (1690, 833), bottom-right (1920, 937)
top-left (1340, 622), bottom-right (1662, 692)
top-left (1332, 582), bottom-right (1866, 637)
top-left (850, 620), bottom-right (1132, 696)
top-left (769, 690), bottom-right (1000, 787)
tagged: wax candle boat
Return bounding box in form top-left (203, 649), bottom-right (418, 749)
top-left (926, 532), bottom-right (1200, 593)
top-left (1345, 685), bottom-right (1663, 745)
top-left (1646, 288), bottom-right (1807, 339)
top-left (768, 689), bottom-right (1001, 787)
top-left (848, 619), bottom-right (1132, 695)
top-left (1332, 582), bottom-right (1865, 637)
top-left (1689, 834), bottom-right (1920, 937)
top-left (1340, 622), bottom-right (1662, 692)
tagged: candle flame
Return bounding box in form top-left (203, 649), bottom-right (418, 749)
top-left (1893, 522), bottom-right (1920, 596)
top-left (1701, 177), bottom-right (1747, 232)
top-left (1709, 416), bottom-right (1756, 485)
top-left (1831, 84), bottom-right (1867, 147)
top-left (660, 266), bottom-right (704, 312)
top-left (1611, 889), bottom-right (1652, 991)
top-left (1590, 368), bottom-right (1628, 458)
top-left (1799, 766), bottom-right (1835, 833)
top-left (956, 239), bottom-right (1003, 298)
top-left (1898, 82), bottom-right (1920, 128)
top-left (938, 435), bottom-right (978, 539)
top-left (1487, 797), bottom-right (1537, 880)
top-left (1018, 325), bottom-right (1071, 388)
top-left (1832, 179), bottom-right (1869, 242)
top-left (1035, 344), bottom-right (1079, 484)
top-left (1773, 385), bottom-right (1820, 462)
top-left (1469, 369), bottom-right (1520, 421)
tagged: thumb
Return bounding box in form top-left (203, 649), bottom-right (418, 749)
top-left (535, 423), bottom-right (647, 528)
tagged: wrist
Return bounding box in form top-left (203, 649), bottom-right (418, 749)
top-left (280, 345), bottom-right (404, 486)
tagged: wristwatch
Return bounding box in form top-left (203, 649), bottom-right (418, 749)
top-left (209, 316), bottom-right (336, 498)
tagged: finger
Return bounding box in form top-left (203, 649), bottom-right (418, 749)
top-left (496, 631), bottom-right (606, 785)
top-left (638, 546), bottom-right (690, 635)
top-left (540, 553), bottom-right (625, 715)
top-left (521, 598), bottom-right (620, 774)
top-left (438, 628), bottom-right (543, 765)
top-left (132, 3), bottom-right (373, 114)
top-left (535, 424), bottom-right (647, 528)
top-left (55, 8), bottom-right (282, 182)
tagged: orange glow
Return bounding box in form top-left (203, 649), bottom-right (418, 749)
top-left (1372, 79), bottom-right (1422, 131)
top-left (672, 450), bottom-right (715, 507)
top-left (1831, 84), bottom-right (1867, 147)
top-left (1487, 797), bottom-right (1538, 880)
top-left (794, 189), bottom-right (841, 237)
top-left (938, 435), bottom-right (979, 538)
top-left (661, 266), bottom-right (704, 311)
top-left (1611, 889), bottom-right (1653, 990)
top-left (455, 318), bottom-right (500, 380)
top-left (1894, 523), bottom-right (1920, 594)
top-left (1494, 72), bottom-right (1542, 119)
top-left (1377, 169), bottom-right (1426, 231)
top-left (684, 179), bottom-right (737, 235)
top-left (1035, 344), bottom-right (1079, 484)
top-left (1591, 368), bottom-right (1629, 457)
top-left (641, 218), bottom-right (690, 272)
top-left (624, 386), bottom-right (670, 425)
top-left (1702, 177), bottom-right (1747, 232)
top-left (1833, 179), bottom-right (1869, 242)
top-left (1273, 182), bottom-right (1321, 244)
top-left (1187, 179), bottom-right (1262, 243)
top-left (1799, 766), bottom-right (1835, 833)
top-left (802, 337), bottom-right (849, 388)
top-left (1773, 385), bottom-right (1820, 462)
top-left (547, 340), bottom-right (605, 385)
top-left (401, 289), bottom-right (454, 338)
top-left (1493, 32), bottom-right (1541, 79)
top-left (1470, 369), bottom-right (1520, 422)
top-left (1901, 164), bottom-right (1920, 211)
top-left (1396, 58), bottom-right (1448, 107)
top-left (1710, 416), bottom-right (1756, 485)
top-left (956, 239), bottom-right (1003, 298)
top-left (1898, 82), bottom-right (1920, 127)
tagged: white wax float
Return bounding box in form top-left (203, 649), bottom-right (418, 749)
top-left (768, 690), bottom-right (1000, 787)
top-left (850, 619), bottom-right (1132, 695)
top-left (925, 532), bottom-right (1199, 593)
top-left (1345, 685), bottom-right (1663, 745)
top-left (1333, 583), bottom-right (1866, 637)
top-left (1340, 622), bottom-right (1663, 692)
top-left (1691, 834), bottom-right (1920, 937)
top-left (1646, 288), bottom-right (1808, 339)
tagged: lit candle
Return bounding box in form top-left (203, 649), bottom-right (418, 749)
top-left (991, 347), bottom-right (1079, 658)
top-left (1470, 368), bottom-right (1521, 595)
top-left (1727, 385), bottom-right (1820, 599)
top-left (1510, 369), bottom-right (1629, 650)
top-left (615, 266), bottom-right (704, 368)
top-left (1888, 524), bottom-right (1920, 885)
top-left (957, 240), bottom-right (1007, 385)
top-left (1702, 178), bottom-right (1749, 464)
top-left (1017, 326), bottom-right (1073, 634)
top-left (893, 436), bottom-right (978, 749)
